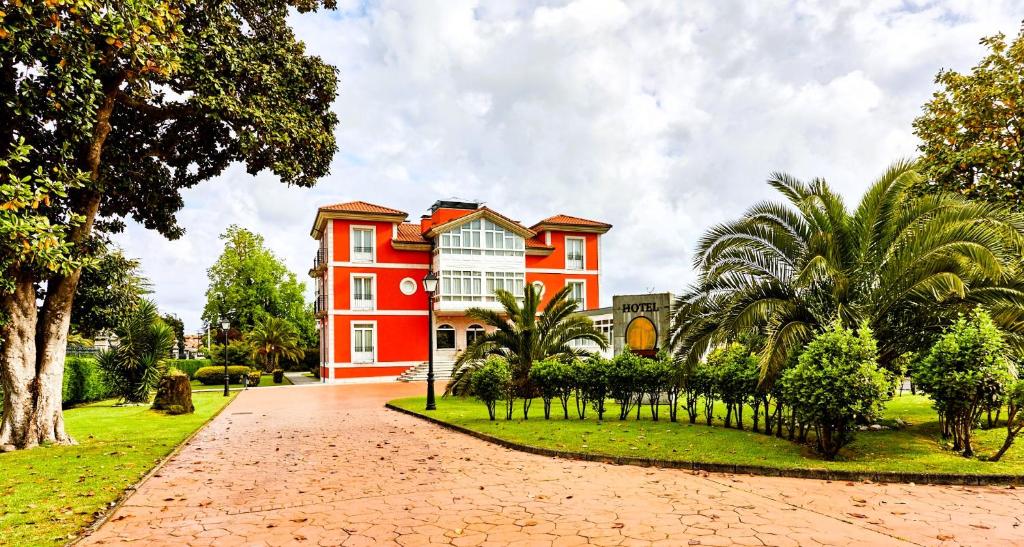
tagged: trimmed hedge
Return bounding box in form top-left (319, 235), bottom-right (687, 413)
top-left (62, 357), bottom-right (113, 406)
top-left (166, 359), bottom-right (212, 379)
top-left (194, 365), bottom-right (252, 385)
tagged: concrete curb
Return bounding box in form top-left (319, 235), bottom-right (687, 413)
top-left (385, 402), bottom-right (1024, 487)
top-left (70, 393), bottom-right (242, 546)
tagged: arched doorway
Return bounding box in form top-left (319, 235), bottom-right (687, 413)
top-left (625, 316), bottom-right (657, 356)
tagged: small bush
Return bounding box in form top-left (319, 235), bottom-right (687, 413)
top-left (247, 370), bottom-right (262, 387)
top-left (207, 340), bottom-right (255, 367)
top-left (607, 350), bottom-right (644, 420)
top-left (782, 322), bottom-right (889, 460)
top-left (63, 357), bottom-right (112, 406)
top-left (578, 356), bottom-right (610, 420)
top-left (708, 343), bottom-right (759, 429)
top-left (272, 369), bottom-right (284, 383)
top-left (165, 359), bottom-right (212, 379)
top-left (471, 356), bottom-right (512, 420)
top-left (530, 359), bottom-right (571, 419)
top-left (194, 365), bottom-right (252, 385)
top-left (915, 309), bottom-right (1012, 457)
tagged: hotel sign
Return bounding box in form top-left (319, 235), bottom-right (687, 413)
top-left (621, 302), bottom-right (659, 313)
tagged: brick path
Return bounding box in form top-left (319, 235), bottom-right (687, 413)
top-left (81, 382), bottom-right (1024, 546)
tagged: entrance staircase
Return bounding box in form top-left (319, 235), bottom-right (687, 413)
top-left (397, 361), bottom-right (458, 382)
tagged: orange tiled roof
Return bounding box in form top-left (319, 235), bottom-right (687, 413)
top-left (533, 214), bottom-right (611, 229)
top-left (526, 236), bottom-right (553, 249)
top-left (319, 201), bottom-right (407, 216)
top-left (395, 222), bottom-right (428, 244)
top-left (428, 207), bottom-right (536, 238)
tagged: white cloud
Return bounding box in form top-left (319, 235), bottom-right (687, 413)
top-left (115, 0), bottom-right (1024, 332)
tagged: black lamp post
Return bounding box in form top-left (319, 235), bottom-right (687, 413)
top-left (221, 319), bottom-right (230, 397)
top-left (422, 271), bottom-right (439, 410)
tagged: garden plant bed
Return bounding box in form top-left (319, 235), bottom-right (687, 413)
top-left (0, 392), bottom-right (236, 546)
top-left (189, 373), bottom-right (292, 390)
top-left (388, 394), bottom-right (1024, 485)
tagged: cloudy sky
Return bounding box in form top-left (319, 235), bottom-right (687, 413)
top-left (115, 0), bottom-right (1023, 332)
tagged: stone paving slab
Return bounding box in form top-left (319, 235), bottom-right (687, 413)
top-left (81, 382), bottom-right (1024, 546)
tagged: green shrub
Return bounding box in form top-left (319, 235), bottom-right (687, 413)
top-left (607, 350), bottom-right (643, 420)
top-left (62, 357), bottom-right (112, 406)
top-left (781, 322), bottom-right (889, 460)
top-left (98, 300), bottom-right (175, 403)
top-left (638, 355), bottom-right (671, 421)
top-left (165, 359), bottom-right (212, 379)
top-left (529, 359), bottom-right (572, 419)
top-left (207, 340), bottom-right (255, 367)
top-left (246, 370), bottom-right (262, 387)
top-left (915, 309), bottom-right (1012, 457)
top-left (708, 343), bottom-right (759, 429)
top-left (272, 369), bottom-right (284, 383)
top-left (579, 356), bottom-right (610, 421)
top-left (194, 365), bottom-right (252, 386)
top-left (471, 356), bottom-right (512, 420)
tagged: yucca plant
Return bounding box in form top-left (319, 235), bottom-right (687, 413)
top-left (446, 285), bottom-right (608, 396)
top-left (97, 300), bottom-right (175, 404)
top-left (671, 160), bottom-right (1024, 385)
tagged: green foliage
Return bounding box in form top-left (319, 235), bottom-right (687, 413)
top-left (194, 366), bottom-right (253, 386)
top-left (165, 359), bottom-right (211, 379)
top-left (471, 357), bottom-right (513, 421)
top-left (782, 323), bottom-right (890, 460)
top-left (578, 357), bottom-right (611, 421)
top-left (447, 284), bottom-right (608, 395)
top-left (529, 358), bottom-right (573, 419)
top-left (672, 161), bottom-right (1024, 385)
top-left (915, 309), bottom-right (1013, 457)
top-left (707, 343), bottom-right (760, 428)
top-left (0, 139), bottom-right (85, 297)
top-left (97, 300), bottom-right (175, 404)
top-left (62, 357), bottom-right (112, 406)
top-left (272, 369), bottom-right (284, 384)
top-left (607, 350), bottom-right (644, 420)
top-left (161, 313), bottom-right (185, 358)
top-left (203, 226), bottom-right (313, 337)
top-left (913, 26), bottom-right (1024, 210)
top-left (246, 315), bottom-right (304, 372)
top-left (207, 340), bottom-right (255, 367)
top-left (992, 380), bottom-right (1024, 461)
top-left (71, 246), bottom-right (151, 338)
top-left (246, 370), bottom-right (262, 387)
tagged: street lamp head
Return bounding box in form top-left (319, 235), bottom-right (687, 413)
top-left (221, 320), bottom-right (230, 330)
top-left (422, 271), bottom-right (439, 293)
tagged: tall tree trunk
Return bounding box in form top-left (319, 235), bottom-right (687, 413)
top-left (0, 275), bottom-right (41, 450)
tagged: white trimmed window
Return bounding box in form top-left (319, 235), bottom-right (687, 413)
top-left (352, 323), bottom-right (375, 363)
top-left (436, 324), bottom-right (456, 349)
top-left (440, 270), bottom-right (483, 302)
top-left (351, 275), bottom-right (375, 311)
top-left (567, 280), bottom-right (586, 307)
top-left (484, 271), bottom-right (525, 300)
top-left (467, 324), bottom-right (485, 346)
top-left (566, 237), bottom-right (585, 270)
top-left (351, 227), bottom-right (374, 263)
top-left (438, 219), bottom-right (525, 256)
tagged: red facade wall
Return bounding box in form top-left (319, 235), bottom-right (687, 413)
top-left (332, 220), bottom-right (431, 265)
top-left (525, 231), bottom-right (600, 271)
top-left (333, 315), bottom-right (428, 364)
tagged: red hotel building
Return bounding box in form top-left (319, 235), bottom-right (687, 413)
top-left (309, 199), bottom-right (611, 382)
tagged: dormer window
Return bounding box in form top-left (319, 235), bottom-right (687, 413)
top-left (566, 237), bottom-right (585, 270)
top-left (438, 219), bottom-right (525, 256)
top-left (351, 227), bottom-right (374, 263)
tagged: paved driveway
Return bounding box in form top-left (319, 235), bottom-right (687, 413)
top-left (82, 383), bottom-right (1024, 546)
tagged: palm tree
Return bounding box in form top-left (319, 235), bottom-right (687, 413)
top-left (246, 316), bottom-right (304, 373)
top-left (445, 285), bottom-right (608, 395)
top-left (671, 160), bottom-right (1024, 385)
top-left (97, 300), bottom-right (175, 403)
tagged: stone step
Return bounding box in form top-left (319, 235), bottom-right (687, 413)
top-left (397, 361), bottom-right (457, 382)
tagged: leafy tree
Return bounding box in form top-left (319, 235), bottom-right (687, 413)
top-left (991, 380), bottom-right (1024, 462)
top-left (161, 313), bottom-right (186, 358)
top-left (781, 322), bottom-right (889, 460)
top-left (708, 343), bottom-right (759, 429)
top-left (639, 356), bottom-right (671, 421)
top-left (208, 340), bottom-right (256, 368)
top-left (446, 285), bottom-right (608, 396)
top-left (913, 25), bottom-right (1024, 210)
top-left (246, 316), bottom-right (303, 373)
top-left (71, 246), bottom-right (151, 339)
top-left (579, 356), bottom-right (611, 421)
top-left (608, 350), bottom-right (644, 420)
top-left (0, 0), bottom-right (338, 450)
top-left (97, 300), bottom-right (175, 404)
top-left (203, 225), bottom-right (311, 334)
top-left (671, 161), bottom-right (1024, 389)
top-left (472, 357), bottom-right (512, 421)
top-left (915, 309), bottom-right (1013, 457)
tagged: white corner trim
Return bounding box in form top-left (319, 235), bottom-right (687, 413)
top-left (331, 261), bottom-right (429, 269)
top-left (329, 310), bottom-right (429, 316)
top-left (525, 268), bottom-right (600, 275)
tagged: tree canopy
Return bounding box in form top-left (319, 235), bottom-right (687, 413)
top-left (914, 24), bottom-right (1024, 210)
top-left (71, 246), bottom-right (151, 338)
top-left (202, 225), bottom-right (312, 337)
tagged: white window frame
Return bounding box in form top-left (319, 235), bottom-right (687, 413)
top-left (351, 321), bottom-right (377, 364)
top-left (565, 236), bottom-right (586, 271)
top-left (350, 273), bottom-right (376, 311)
top-left (436, 324), bottom-right (456, 350)
top-left (350, 225), bottom-right (376, 263)
top-left (532, 280), bottom-right (546, 299)
top-left (466, 324), bottom-right (485, 347)
top-left (566, 279), bottom-right (587, 308)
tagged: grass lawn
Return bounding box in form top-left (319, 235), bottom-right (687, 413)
top-left (189, 373), bottom-right (291, 390)
top-left (0, 392), bottom-right (235, 546)
top-left (390, 393), bottom-right (1024, 477)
